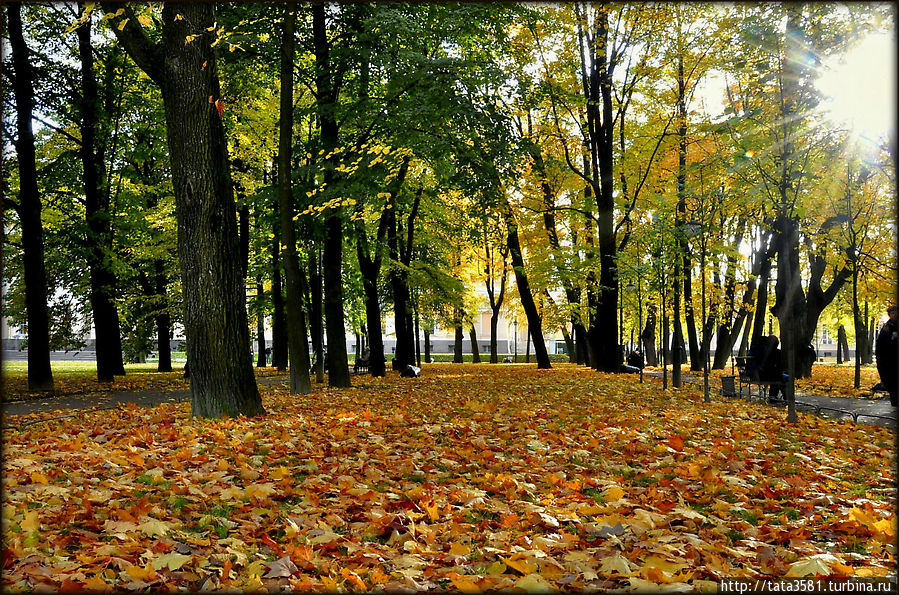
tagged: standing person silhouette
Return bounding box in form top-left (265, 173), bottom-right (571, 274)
top-left (875, 305), bottom-right (898, 406)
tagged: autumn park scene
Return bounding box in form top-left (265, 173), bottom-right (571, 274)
top-left (2, 2), bottom-right (897, 592)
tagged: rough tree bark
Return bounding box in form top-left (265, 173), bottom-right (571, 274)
top-left (837, 325), bottom-right (849, 364)
top-left (105, 3), bottom-right (262, 417)
top-left (469, 323), bottom-right (481, 364)
top-left (8, 3), bottom-right (54, 393)
top-left (580, 6), bottom-right (618, 372)
top-left (499, 195), bottom-right (551, 369)
top-left (312, 1), bottom-right (351, 387)
top-left (78, 7), bottom-right (126, 381)
top-left (354, 158), bottom-right (409, 377)
top-left (641, 305), bottom-right (658, 367)
top-left (387, 184), bottom-right (421, 371)
top-left (278, 3), bottom-right (312, 394)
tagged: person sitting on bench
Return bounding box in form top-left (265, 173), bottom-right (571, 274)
top-left (748, 335), bottom-right (786, 402)
top-left (354, 348), bottom-right (370, 373)
top-left (763, 336), bottom-right (786, 401)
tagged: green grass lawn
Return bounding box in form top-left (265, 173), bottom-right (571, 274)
top-left (2, 360), bottom-right (183, 375)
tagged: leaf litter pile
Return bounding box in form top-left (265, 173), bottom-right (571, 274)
top-left (2, 364), bottom-right (895, 591)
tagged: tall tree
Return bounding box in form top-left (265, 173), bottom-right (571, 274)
top-left (500, 192), bottom-right (552, 369)
top-left (77, 5), bottom-right (126, 381)
top-left (278, 3), bottom-right (312, 394)
top-left (7, 3), bottom-right (54, 393)
top-left (104, 3), bottom-right (262, 417)
top-left (312, 1), bottom-right (351, 387)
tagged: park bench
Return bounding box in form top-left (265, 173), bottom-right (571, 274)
top-left (734, 355), bottom-right (784, 402)
top-left (353, 356), bottom-right (369, 375)
top-left (720, 363), bottom-right (895, 429)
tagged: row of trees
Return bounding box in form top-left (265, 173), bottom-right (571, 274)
top-left (4, 3), bottom-right (895, 418)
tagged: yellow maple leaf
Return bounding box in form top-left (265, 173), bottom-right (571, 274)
top-left (269, 466), bottom-right (290, 480)
top-left (138, 518), bottom-right (170, 538)
top-left (83, 576), bottom-right (111, 591)
top-left (21, 510), bottom-right (40, 532)
top-left (603, 485), bottom-right (625, 501)
top-left (503, 557), bottom-right (537, 575)
top-left (599, 552), bottom-right (633, 575)
top-left (449, 542), bottom-right (470, 556)
top-left (151, 552), bottom-right (191, 571)
top-left (450, 575), bottom-right (482, 593)
top-left (514, 573), bottom-right (554, 592)
top-left (123, 564), bottom-right (157, 581)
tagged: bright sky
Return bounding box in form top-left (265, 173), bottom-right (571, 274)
top-left (694, 32), bottom-right (897, 145)
top-left (815, 32), bottom-right (896, 142)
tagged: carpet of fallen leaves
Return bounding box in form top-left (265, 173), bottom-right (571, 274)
top-left (2, 364), bottom-right (896, 592)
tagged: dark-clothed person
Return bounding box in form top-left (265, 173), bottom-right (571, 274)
top-left (875, 305), bottom-right (898, 406)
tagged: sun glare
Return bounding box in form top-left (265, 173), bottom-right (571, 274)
top-left (816, 32), bottom-right (897, 142)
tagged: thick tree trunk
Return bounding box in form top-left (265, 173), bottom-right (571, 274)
top-left (386, 183), bottom-right (420, 372)
top-left (590, 9), bottom-right (619, 373)
top-left (641, 305), bottom-right (657, 366)
top-left (313, 1), bottom-right (351, 388)
top-left (353, 158), bottom-right (408, 377)
top-left (8, 3), bottom-right (54, 393)
top-left (278, 3), bottom-right (311, 395)
top-left (489, 310), bottom-right (500, 363)
top-left (155, 260), bottom-right (172, 373)
top-left (108, 3), bottom-right (263, 416)
top-left (672, 261), bottom-right (684, 386)
top-left (390, 267), bottom-right (413, 370)
top-left (574, 319), bottom-right (591, 366)
top-left (424, 328), bottom-right (431, 363)
top-left (561, 324), bottom-right (574, 362)
top-left (78, 9), bottom-right (126, 381)
top-left (469, 323), bottom-right (481, 363)
top-left (851, 269), bottom-right (865, 388)
top-left (359, 260), bottom-right (386, 377)
top-left (500, 196), bottom-right (551, 369)
top-left (751, 257), bottom-right (772, 345)
top-left (683, 260), bottom-right (700, 371)
top-left (837, 325), bottom-right (849, 364)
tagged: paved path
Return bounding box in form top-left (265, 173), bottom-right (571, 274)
top-left (642, 370), bottom-right (896, 429)
top-left (786, 391), bottom-right (896, 428)
top-left (3, 349), bottom-right (98, 362)
top-left (2, 388), bottom-right (190, 419)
